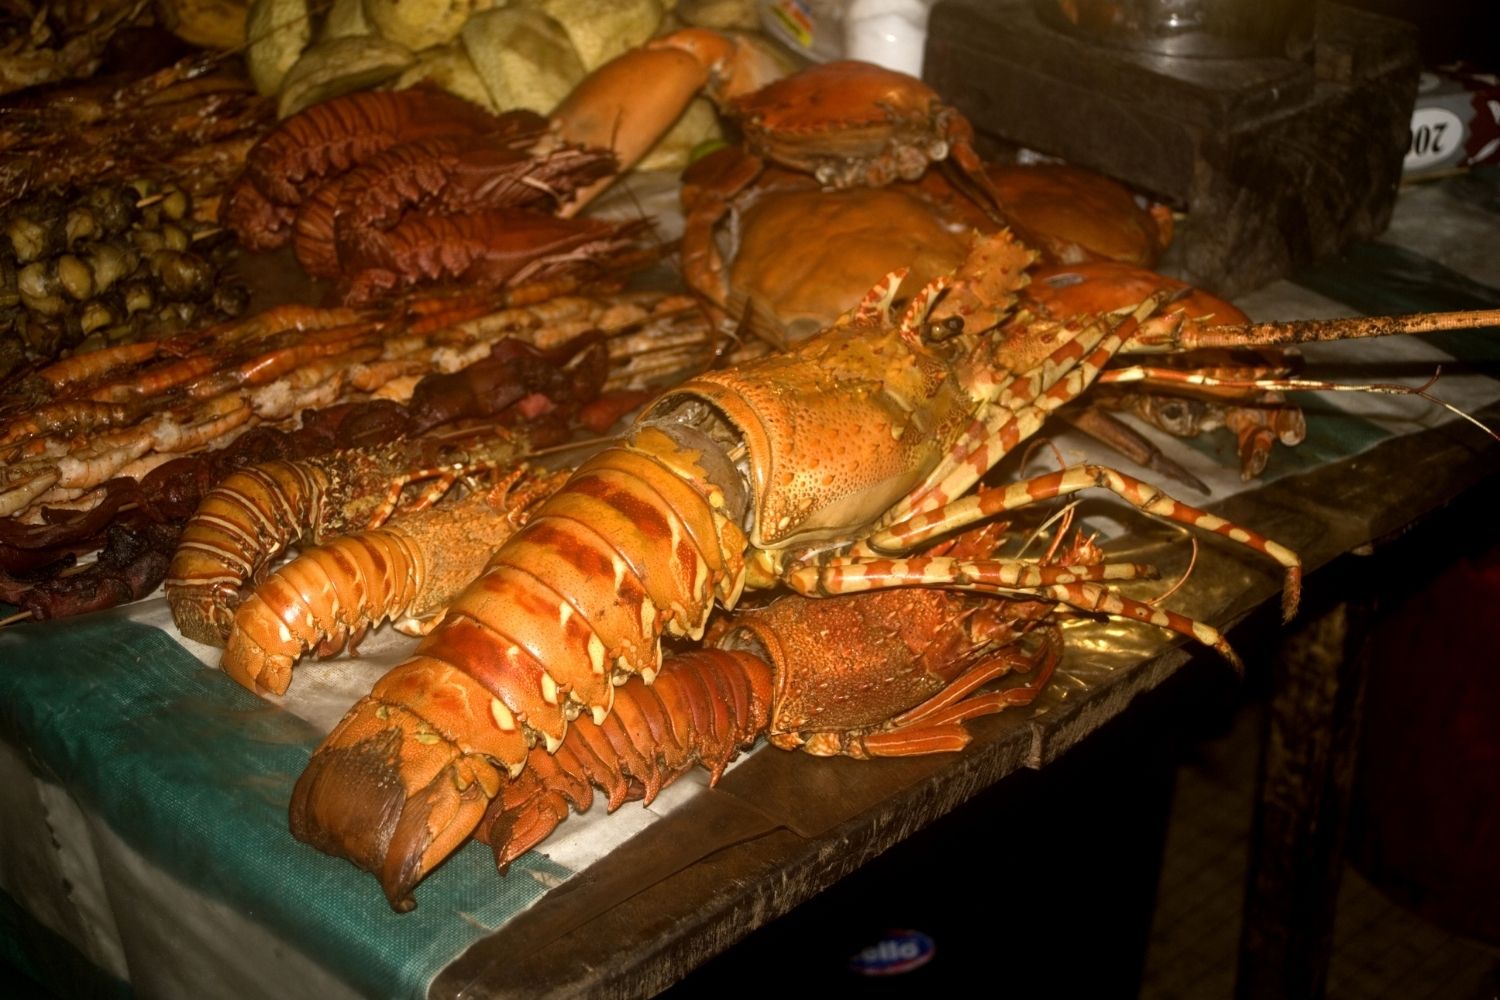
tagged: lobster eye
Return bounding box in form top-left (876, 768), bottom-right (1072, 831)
top-left (925, 315), bottom-right (965, 341)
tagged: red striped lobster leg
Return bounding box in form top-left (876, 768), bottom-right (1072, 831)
top-left (864, 464), bottom-right (1302, 621)
top-left (786, 557), bottom-right (1241, 670)
top-left (876, 295), bottom-right (1168, 536)
top-left (790, 554), bottom-right (1158, 595)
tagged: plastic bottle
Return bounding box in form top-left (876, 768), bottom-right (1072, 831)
top-left (758, 0), bottom-right (935, 76)
top-left (843, 0), bottom-right (935, 77)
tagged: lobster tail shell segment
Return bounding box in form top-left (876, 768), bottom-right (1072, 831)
top-left (406, 424), bottom-right (750, 761)
top-left (167, 461), bottom-right (335, 646)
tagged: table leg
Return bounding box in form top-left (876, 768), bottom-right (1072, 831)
top-left (1235, 576), bottom-right (1375, 1000)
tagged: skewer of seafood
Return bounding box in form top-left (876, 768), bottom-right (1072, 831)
top-left (0, 281), bottom-right (720, 620)
top-left (0, 286), bottom-right (715, 524)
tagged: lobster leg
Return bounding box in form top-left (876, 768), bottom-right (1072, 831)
top-left (878, 294), bottom-right (1168, 534)
top-left (787, 559), bottom-right (1241, 671)
top-left (865, 463), bottom-right (1303, 621)
top-left (1064, 404), bottom-right (1212, 494)
top-left (857, 627), bottom-right (1061, 756)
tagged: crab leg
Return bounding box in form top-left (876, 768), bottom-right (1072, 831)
top-left (552, 28), bottom-right (786, 214)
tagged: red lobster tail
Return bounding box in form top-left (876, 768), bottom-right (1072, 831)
top-left (289, 427), bottom-right (749, 908)
top-left (289, 657), bottom-right (525, 911)
top-left (476, 649), bottom-right (773, 872)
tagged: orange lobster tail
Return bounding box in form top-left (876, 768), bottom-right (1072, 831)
top-left (476, 648), bottom-right (773, 873)
top-left (221, 473), bottom-right (565, 696)
top-left (290, 427), bottom-right (750, 908)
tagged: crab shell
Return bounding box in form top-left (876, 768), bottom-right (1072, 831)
top-left (1023, 260), bottom-right (1242, 324)
top-left (698, 162), bottom-right (1174, 343)
top-left (988, 165), bottom-right (1174, 268)
top-left (725, 60), bottom-right (981, 189)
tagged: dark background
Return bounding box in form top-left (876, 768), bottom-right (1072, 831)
top-left (1344, 0), bottom-right (1492, 65)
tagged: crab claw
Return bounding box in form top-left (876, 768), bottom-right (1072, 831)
top-left (290, 657), bottom-right (524, 910)
top-left (551, 28), bottom-right (788, 213)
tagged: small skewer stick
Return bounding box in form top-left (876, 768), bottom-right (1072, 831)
top-left (0, 609), bottom-right (35, 628)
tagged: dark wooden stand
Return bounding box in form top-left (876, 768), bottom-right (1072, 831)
top-left (925, 1), bottom-right (1420, 297)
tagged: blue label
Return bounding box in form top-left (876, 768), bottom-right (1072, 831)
top-left (847, 929), bottom-right (936, 976)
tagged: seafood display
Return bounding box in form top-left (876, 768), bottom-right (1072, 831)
top-left (0, 0), bottom-right (155, 96)
top-left (1, 179), bottom-right (249, 378)
top-left (0, 52), bottom-right (275, 210)
top-left (552, 30), bottom-right (1001, 217)
top-left (0, 15), bottom-right (1496, 967)
top-left (272, 224), bottom-right (1498, 908)
top-left (276, 232), bottom-right (1291, 904)
top-left (288, 512), bottom-right (1069, 904)
top-left (0, 52), bottom-right (275, 376)
top-left (0, 288), bottom-right (716, 624)
top-left (686, 154), bottom-right (1175, 341)
top-left (0, 288), bottom-right (707, 518)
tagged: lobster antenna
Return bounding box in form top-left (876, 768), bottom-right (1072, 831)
top-left (1101, 366), bottom-right (1500, 443)
top-left (525, 435), bottom-right (623, 460)
top-left (1165, 307), bottom-right (1500, 350)
top-left (1150, 536), bottom-right (1199, 607)
top-left (0, 609), bottom-right (33, 629)
top-left (1015, 499), bottom-right (1081, 561)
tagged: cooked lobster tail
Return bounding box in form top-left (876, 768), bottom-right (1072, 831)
top-left (290, 681), bottom-right (510, 911)
top-left (477, 648), bottom-right (773, 874)
top-left (290, 423), bottom-right (753, 908)
top-left (221, 469), bottom-right (568, 695)
top-left (165, 435), bottom-right (529, 647)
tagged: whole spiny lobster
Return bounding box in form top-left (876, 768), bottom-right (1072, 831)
top-left (220, 465), bottom-right (572, 696)
top-left (165, 427), bottom-right (538, 647)
top-left (295, 229), bottom-right (1441, 906)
